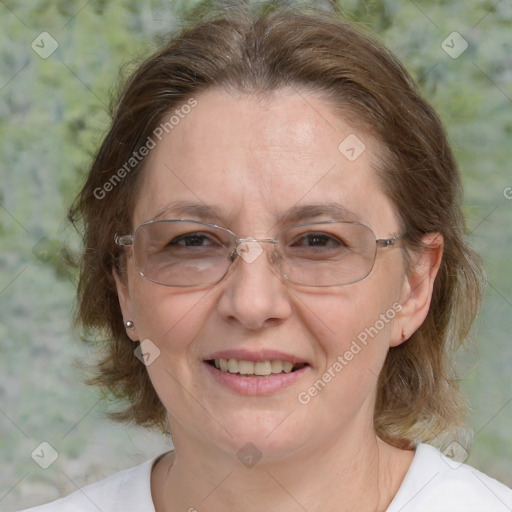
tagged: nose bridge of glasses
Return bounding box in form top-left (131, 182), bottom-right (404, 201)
top-left (235, 236), bottom-right (277, 244)
top-left (234, 237), bottom-right (278, 265)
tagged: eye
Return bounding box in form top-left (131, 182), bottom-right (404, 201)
top-left (168, 232), bottom-right (222, 248)
top-left (290, 232), bottom-right (345, 249)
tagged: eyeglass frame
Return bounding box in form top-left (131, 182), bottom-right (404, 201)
top-left (114, 218), bottom-right (404, 288)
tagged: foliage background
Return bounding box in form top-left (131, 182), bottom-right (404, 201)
top-left (0, 0), bottom-right (510, 509)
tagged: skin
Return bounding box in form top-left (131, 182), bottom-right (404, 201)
top-left (114, 89), bottom-right (443, 511)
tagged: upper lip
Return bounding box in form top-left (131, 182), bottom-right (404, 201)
top-left (204, 349), bottom-right (308, 365)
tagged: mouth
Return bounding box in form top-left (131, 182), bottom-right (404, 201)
top-left (202, 350), bottom-right (311, 395)
top-left (206, 358), bottom-right (308, 376)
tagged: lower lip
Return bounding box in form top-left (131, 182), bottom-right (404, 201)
top-left (203, 362), bottom-right (309, 396)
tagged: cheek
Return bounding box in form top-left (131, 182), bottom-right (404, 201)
top-left (129, 274), bottom-right (212, 351)
top-left (306, 286), bottom-right (397, 344)
top-left (294, 291), bottom-right (398, 425)
top-left (129, 285), bottom-right (214, 407)
top-left (299, 273), bottom-right (402, 380)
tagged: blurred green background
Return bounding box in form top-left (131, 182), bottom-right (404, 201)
top-left (0, 0), bottom-right (510, 509)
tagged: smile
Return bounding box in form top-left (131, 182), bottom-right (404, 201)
top-left (203, 357), bottom-right (310, 396)
top-left (207, 358), bottom-right (307, 376)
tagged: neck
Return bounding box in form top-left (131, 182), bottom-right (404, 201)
top-left (152, 425), bottom-right (414, 512)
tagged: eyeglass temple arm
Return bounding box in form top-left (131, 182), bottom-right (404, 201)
top-left (115, 234), bottom-right (133, 247)
top-left (376, 233), bottom-right (405, 248)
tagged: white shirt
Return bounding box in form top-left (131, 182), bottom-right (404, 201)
top-left (20, 443), bottom-right (512, 511)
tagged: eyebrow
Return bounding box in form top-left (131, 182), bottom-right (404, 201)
top-left (152, 201), bottom-right (225, 223)
top-left (150, 200), bottom-right (362, 225)
top-left (280, 203), bottom-right (361, 224)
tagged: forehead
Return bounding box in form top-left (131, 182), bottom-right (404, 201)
top-left (134, 89), bottom-right (398, 234)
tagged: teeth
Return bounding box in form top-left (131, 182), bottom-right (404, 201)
top-left (254, 361), bottom-right (272, 376)
top-left (228, 359), bottom-right (238, 373)
top-left (213, 358), bottom-right (300, 375)
top-left (282, 361), bottom-right (293, 373)
top-left (238, 360), bottom-right (255, 375)
top-left (270, 360), bottom-right (283, 373)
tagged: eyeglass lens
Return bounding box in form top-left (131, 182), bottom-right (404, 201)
top-left (131, 220), bottom-right (378, 287)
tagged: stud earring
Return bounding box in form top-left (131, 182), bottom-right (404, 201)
top-left (124, 320), bottom-right (134, 329)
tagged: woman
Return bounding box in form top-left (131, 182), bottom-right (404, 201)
top-left (22, 6), bottom-right (512, 512)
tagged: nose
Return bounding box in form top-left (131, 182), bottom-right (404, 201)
top-left (216, 240), bottom-right (293, 330)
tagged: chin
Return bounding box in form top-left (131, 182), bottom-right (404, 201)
top-left (200, 407), bottom-right (315, 462)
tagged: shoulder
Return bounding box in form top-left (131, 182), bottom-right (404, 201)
top-left (17, 455), bottom-right (160, 512)
top-left (387, 443), bottom-right (512, 512)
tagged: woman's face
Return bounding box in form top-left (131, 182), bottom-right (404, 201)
top-left (116, 89), bottom-right (414, 461)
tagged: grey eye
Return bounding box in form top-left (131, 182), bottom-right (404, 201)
top-left (170, 233), bottom-right (218, 247)
top-left (290, 232), bottom-right (345, 248)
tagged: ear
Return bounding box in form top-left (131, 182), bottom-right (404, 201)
top-left (112, 266), bottom-right (140, 342)
top-left (390, 233), bottom-right (443, 347)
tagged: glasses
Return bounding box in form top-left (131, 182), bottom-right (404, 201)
top-left (115, 219), bottom-right (402, 288)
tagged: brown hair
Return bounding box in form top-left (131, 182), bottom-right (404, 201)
top-left (71, 6), bottom-right (484, 447)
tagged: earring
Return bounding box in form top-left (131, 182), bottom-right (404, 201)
top-left (124, 320), bottom-right (134, 329)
